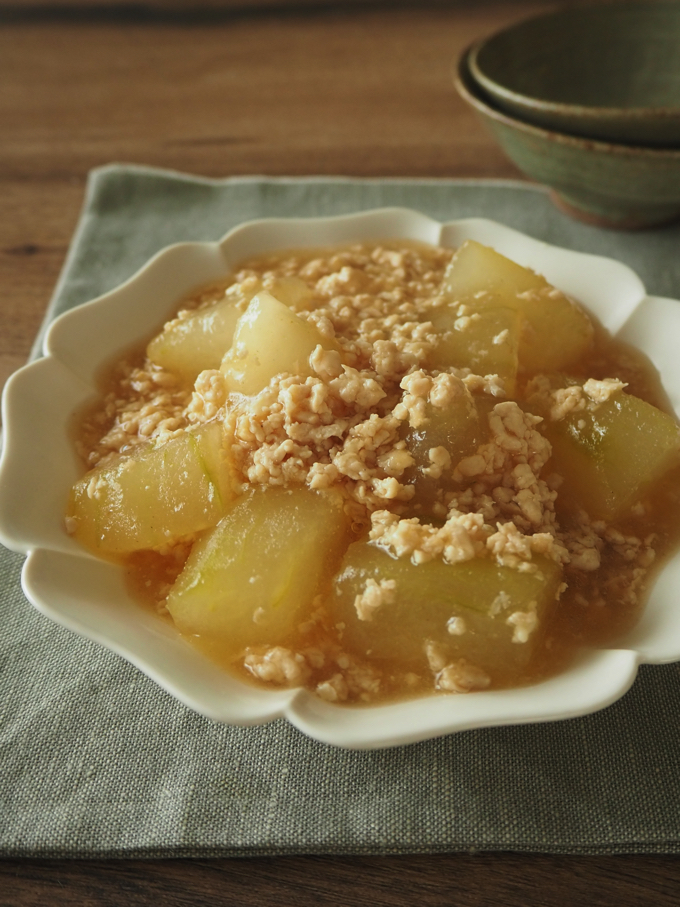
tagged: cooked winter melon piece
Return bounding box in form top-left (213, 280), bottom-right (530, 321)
top-left (443, 238), bottom-right (546, 299)
top-left (428, 304), bottom-right (521, 393)
top-left (512, 289), bottom-right (594, 375)
top-left (267, 276), bottom-right (313, 312)
top-left (332, 542), bottom-right (562, 679)
top-left (220, 291), bottom-right (335, 396)
top-left (546, 392), bottom-right (680, 520)
top-left (67, 422), bottom-right (234, 554)
top-left (147, 298), bottom-right (244, 384)
top-left (402, 394), bottom-right (484, 510)
top-left (441, 240), bottom-right (593, 374)
top-left (166, 486), bottom-right (353, 655)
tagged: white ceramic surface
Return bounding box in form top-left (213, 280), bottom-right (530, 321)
top-left (1, 208), bottom-right (678, 750)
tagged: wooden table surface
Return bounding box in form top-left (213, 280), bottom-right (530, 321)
top-left (2, 2), bottom-right (680, 904)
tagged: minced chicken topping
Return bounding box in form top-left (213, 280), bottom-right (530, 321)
top-left (74, 240), bottom-right (680, 703)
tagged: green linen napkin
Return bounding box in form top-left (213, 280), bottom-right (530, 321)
top-left (3, 165), bottom-right (680, 858)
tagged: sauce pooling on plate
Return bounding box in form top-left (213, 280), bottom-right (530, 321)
top-left (66, 240), bottom-right (680, 704)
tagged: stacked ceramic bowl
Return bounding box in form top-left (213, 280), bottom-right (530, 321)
top-left (455, 2), bottom-right (680, 228)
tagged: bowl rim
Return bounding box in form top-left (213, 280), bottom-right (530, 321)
top-left (455, 46), bottom-right (680, 159)
top-left (468, 39), bottom-right (680, 124)
top-left (468, 2), bottom-right (680, 121)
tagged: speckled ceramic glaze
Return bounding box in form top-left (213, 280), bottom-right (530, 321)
top-left (456, 51), bottom-right (680, 229)
top-left (469, 1), bottom-right (680, 146)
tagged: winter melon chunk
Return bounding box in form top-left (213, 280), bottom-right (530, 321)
top-left (440, 240), bottom-right (593, 375)
top-left (220, 291), bottom-right (336, 396)
top-left (147, 298), bottom-right (244, 384)
top-left (166, 486), bottom-right (353, 656)
top-left (402, 393), bottom-right (484, 511)
top-left (332, 541), bottom-right (562, 681)
top-left (428, 303), bottom-right (521, 393)
top-left (67, 422), bottom-right (233, 554)
top-left (266, 276), bottom-right (314, 312)
top-left (546, 392), bottom-right (680, 520)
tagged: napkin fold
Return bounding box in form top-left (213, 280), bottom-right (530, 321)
top-left (3, 165), bottom-right (680, 857)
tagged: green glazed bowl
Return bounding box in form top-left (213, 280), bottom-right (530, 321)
top-left (455, 49), bottom-right (680, 229)
top-left (469, 1), bottom-right (680, 147)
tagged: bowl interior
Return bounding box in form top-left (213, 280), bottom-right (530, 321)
top-left (471, 2), bottom-right (680, 144)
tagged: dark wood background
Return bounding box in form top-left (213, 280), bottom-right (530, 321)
top-left (2, 1), bottom-right (680, 903)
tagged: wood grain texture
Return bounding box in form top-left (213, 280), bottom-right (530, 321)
top-left (1, 3), bottom-right (542, 180)
top-left (4, 3), bottom-right (678, 904)
top-left (2, 853), bottom-right (680, 906)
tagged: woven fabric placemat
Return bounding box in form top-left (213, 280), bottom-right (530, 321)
top-left (3, 165), bottom-right (680, 858)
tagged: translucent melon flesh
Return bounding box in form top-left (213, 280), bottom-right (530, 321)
top-left (220, 291), bottom-right (334, 396)
top-left (402, 395), bottom-right (484, 510)
top-left (428, 304), bottom-right (521, 393)
top-left (147, 298), bottom-right (243, 384)
top-left (441, 240), bottom-right (593, 374)
top-left (442, 238), bottom-right (546, 299)
top-left (332, 542), bottom-right (562, 679)
top-left (67, 422), bottom-right (233, 554)
top-left (546, 393), bottom-right (680, 520)
top-left (166, 486), bottom-right (353, 655)
top-left (266, 277), bottom-right (313, 312)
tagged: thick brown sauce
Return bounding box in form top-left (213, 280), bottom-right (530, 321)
top-left (73, 245), bottom-right (680, 705)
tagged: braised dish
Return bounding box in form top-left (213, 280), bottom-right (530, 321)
top-left (2, 209), bottom-right (679, 748)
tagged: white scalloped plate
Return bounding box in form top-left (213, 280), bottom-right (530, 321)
top-left (2, 208), bottom-right (679, 749)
